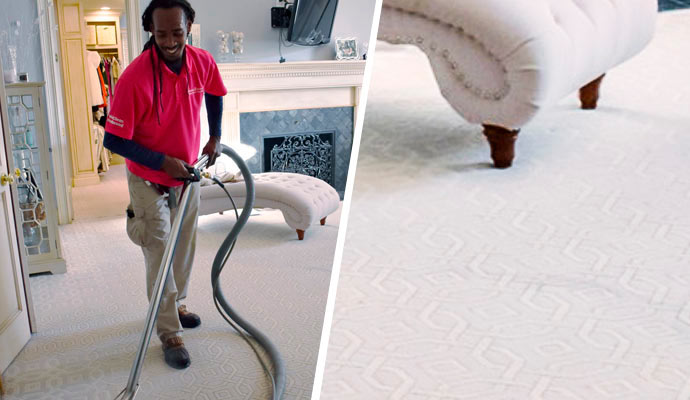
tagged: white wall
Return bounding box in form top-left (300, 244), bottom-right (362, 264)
top-left (138, 0), bottom-right (378, 63)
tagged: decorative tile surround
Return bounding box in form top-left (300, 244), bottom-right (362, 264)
top-left (240, 107), bottom-right (354, 197)
top-left (658, 0), bottom-right (690, 11)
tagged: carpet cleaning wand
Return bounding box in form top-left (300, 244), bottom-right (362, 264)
top-left (114, 145), bottom-right (285, 400)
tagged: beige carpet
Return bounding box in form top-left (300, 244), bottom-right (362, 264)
top-left (71, 165), bottom-right (130, 220)
top-left (3, 164), bottom-right (341, 399)
top-left (320, 10), bottom-right (690, 400)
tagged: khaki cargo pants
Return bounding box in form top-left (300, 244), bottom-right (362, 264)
top-left (126, 169), bottom-right (200, 342)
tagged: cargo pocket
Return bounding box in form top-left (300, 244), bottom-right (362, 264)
top-left (126, 205), bottom-right (147, 247)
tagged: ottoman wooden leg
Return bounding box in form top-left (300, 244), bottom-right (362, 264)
top-left (296, 229), bottom-right (305, 240)
top-left (580, 74), bottom-right (605, 110)
top-left (482, 124), bottom-right (520, 169)
top-left (320, 217), bottom-right (326, 226)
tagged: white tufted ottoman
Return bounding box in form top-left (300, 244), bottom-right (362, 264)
top-left (378, 0), bottom-right (657, 167)
top-left (199, 172), bottom-right (340, 240)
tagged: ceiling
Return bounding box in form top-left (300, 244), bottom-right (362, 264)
top-left (81, 0), bottom-right (126, 12)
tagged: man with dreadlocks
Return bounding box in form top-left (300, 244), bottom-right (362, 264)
top-left (104, 0), bottom-right (226, 369)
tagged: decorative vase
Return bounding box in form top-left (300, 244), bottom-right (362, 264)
top-left (3, 45), bottom-right (18, 83)
top-left (217, 30), bottom-right (231, 62)
top-left (231, 31), bottom-right (244, 63)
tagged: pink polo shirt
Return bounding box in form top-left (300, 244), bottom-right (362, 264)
top-left (106, 45), bottom-right (227, 187)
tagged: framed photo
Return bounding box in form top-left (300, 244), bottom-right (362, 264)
top-left (335, 37), bottom-right (358, 60)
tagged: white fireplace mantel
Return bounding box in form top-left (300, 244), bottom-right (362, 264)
top-left (217, 60), bottom-right (366, 144)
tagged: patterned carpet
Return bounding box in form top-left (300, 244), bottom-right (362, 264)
top-left (3, 173), bottom-right (341, 399)
top-left (320, 10), bottom-right (690, 400)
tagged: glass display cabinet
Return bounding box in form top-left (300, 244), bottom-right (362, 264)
top-left (6, 82), bottom-right (66, 274)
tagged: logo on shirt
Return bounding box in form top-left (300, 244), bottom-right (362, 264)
top-left (107, 114), bottom-right (125, 128)
top-left (188, 87), bottom-right (204, 95)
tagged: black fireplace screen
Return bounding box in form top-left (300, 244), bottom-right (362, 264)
top-left (263, 131), bottom-right (335, 185)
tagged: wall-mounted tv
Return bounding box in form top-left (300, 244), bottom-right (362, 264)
top-left (287, 0), bottom-right (339, 46)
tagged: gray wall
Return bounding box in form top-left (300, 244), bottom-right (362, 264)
top-left (0, 0), bottom-right (45, 82)
top-left (0, 0), bottom-right (377, 83)
top-left (139, 0), bottom-right (377, 63)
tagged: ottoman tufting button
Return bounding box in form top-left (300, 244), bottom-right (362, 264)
top-left (199, 172), bottom-right (339, 240)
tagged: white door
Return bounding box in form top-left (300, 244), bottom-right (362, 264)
top-left (0, 72), bottom-right (31, 373)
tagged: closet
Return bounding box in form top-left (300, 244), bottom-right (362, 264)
top-left (84, 13), bottom-right (125, 172)
top-left (85, 15), bottom-right (123, 60)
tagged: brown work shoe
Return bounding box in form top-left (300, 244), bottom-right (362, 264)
top-left (162, 336), bottom-right (191, 369)
top-left (178, 304), bottom-right (201, 329)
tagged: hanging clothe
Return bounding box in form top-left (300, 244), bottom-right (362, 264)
top-left (104, 58), bottom-right (111, 94)
top-left (93, 123), bottom-right (110, 173)
top-left (111, 58), bottom-right (121, 92)
top-left (97, 65), bottom-right (108, 108)
top-left (86, 51), bottom-right (106, 107)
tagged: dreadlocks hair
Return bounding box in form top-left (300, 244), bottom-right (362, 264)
top-left (141, 0), bottom-right (196, 124)
top-left (142, 0), bottom-right (195, 37)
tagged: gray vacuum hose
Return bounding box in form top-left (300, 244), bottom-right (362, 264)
top-left (212, 145), bottom-right (286, 400)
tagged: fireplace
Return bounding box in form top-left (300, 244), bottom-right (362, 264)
top-left (263, 131), bottom-right (335, 185)
top-left (239, 107), bottom-right (353, 198)
top-left (217, 60), bottom-right (365, 199)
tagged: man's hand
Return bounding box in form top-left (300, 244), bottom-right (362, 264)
top-left (161, 155), bottom-right (192, 179)
top-left (202, 136), bottom-right (222, 167)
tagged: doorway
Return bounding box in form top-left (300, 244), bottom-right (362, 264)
top-left (73, 0), bottom-right (132, 220)
top-left (48, 0), bottom-right (142, 222)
